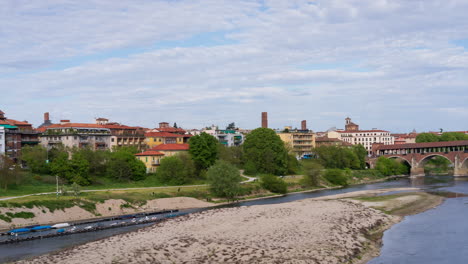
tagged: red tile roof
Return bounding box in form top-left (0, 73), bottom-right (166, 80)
top-left (145, 132), bottom-right (191, 138)
top-left (155, 127), bottom-right (186, 133)
top-left (0, 119), bottom-right (33, 127)
top-left (135, 150), bottom-right (165, 156)
top-left (101, 124), bottom-right (140, 130)
top-left (150, 143), bottom-right (190, 151)
top-left (376, 140), bottom-right (468, 150)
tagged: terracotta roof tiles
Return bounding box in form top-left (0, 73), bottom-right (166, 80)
top-left (150, 143), bottom-right (190, 151)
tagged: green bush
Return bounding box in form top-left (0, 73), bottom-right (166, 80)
top-left (301, 160), bottom-right (323, 187)
top-left (323, 169), bottom-right (348, 186)
top-left (207, 160), bottom-right (242, 199)
top-left (375, 157), bottom-right (409, 176)
top-left (260, 174), bottom-right (287, 194)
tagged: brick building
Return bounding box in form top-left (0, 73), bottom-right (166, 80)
top-left (0, 110), bottom-right (39, 161)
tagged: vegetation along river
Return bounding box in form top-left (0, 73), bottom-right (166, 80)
top-left (0, 175), bottom-right (466, 263)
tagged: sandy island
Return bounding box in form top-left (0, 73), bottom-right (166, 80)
top-left (14, 187), bottom-right (446, 264)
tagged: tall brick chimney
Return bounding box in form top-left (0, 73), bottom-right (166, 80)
top-left (44, 112), bottom-right (50, 122)
top-left (301, 120), bottom-right (307, 130)
top-left (261, 112), bottom-right (268, 128)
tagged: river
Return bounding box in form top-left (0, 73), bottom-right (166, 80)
top-left (0, 176), bottom-right (466, 263)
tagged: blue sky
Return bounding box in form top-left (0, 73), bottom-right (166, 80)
top-left (0, 0), bottom-right (467, 132)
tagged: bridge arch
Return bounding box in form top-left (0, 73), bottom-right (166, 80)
top-left (387, 156), bottom-right (412, 167)
top-left (462, 157), bottom-right (468, 169)
top-left (417, 154), bottom-right (453, 167)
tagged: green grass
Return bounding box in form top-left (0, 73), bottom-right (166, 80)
top-left (0, 211), bottom-right (36, 223)
top-left (0, 197), bottom-right (97, 214)
top-left (0, 171), bottom-right (209, 198)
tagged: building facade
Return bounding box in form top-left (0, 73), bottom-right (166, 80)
top-left (278, 131), bottom-right (316, 158)
top-left (0, 126), bottom-right (5, 154)
top-left (135, 143), bottom-right (190, 173)
top-left (39, 122), bottom-right (111, 150)
top-left (145, 132), bottom-right (191, 149)
top-left (331, 118), bottom-right (394, 155)
top-left (135, 150), bottom-right (165, 173)
top-left (0, 110), bottom-right (39, 160)
top-left (202, 126), bottom-right (244, 147)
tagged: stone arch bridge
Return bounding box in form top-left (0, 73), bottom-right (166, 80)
top-left (367, 140), bottom-right (468, 177)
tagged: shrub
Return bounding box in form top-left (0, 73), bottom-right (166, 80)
top-left (207, 160), bottom-right (242, 199)
top-left (301, 160), bottom-right (323, 187)
top-left (323, 169), bottom-right (348, 186)
top-left (260, 174), bottom-right (287, 194)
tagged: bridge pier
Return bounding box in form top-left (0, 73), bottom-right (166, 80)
top-left (454, 167), bottom-right (468, 177)
top-left (410, 167), bottom-right (425, 178)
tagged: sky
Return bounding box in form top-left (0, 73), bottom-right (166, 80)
top-left (0, 0), bottom-right (467, 132)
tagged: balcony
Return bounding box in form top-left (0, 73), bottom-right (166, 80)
top-left (151, 160), bottom-right (160, 166)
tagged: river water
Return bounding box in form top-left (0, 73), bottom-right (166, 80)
top-left (369, 176), bottom-right (468, 264)
top-left (0, 176), bottom-right (466, 263)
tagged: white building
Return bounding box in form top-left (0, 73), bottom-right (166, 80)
top-left (199, 125), bottom-right (244, 147)
top-left (0, 126), bottom-right (5, 154)
top-left (328, 118), bottom-right (394, 155)
top-left (338, 130), bottom-right (394, 153)
top-left (39, 121), bottom-right (111, 150)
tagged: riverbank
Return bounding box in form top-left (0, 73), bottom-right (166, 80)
top-left (0, 175), bottom-right (406, 231)
top-left (0, 197), bottom-right (214, 231)
top-left (16, 187), bottom-right (443, 264)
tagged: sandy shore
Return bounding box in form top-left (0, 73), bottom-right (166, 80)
top-left (0, 197), bottom-right (215, 230)
top-left (18, 192), bottom-right (400, 264)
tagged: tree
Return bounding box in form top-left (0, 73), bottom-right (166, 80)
top-left (313, 146), bottom-right (361, 170)
top-left (72, 147), bottom-right (110, 177)
top-left (68, 152), bottom-right (91, 185)
top-left (21, 145), bottom-right (50, 174)
top-left (0, 155), bottom-right (20, 190)
top-left (439, 132), bottom-right (468, 142)
top-left (301, 160), bottom-right (323, 187)
top-left (107, 149), bottom-right (146, 181)
top-left (323, 169), bottom-right (348, 186)
top-left (189, 132), bottom-right (219, 172)
top-left (218, 144), bottom-right (243, 167)
top-left (173, 122), bottom-right (178, 128)
top-left (226, 122), bottom-right (236, 130)
top-left (242, 128), bottom-right (288, 175)
top-left (375, 157), bottom-right (409, 176)
top-left (207, 160), bottom-right (242, 199)
top-left (416, 133), bottom-right (440, 143)
top-left (352, 144), bottom-right (368, 169)
top-left (260, 174), bottom-right (287, 194)
top-left (286, 154), bottom-right (300, 174)
top-left (157, 153), bottom-right (196, 184)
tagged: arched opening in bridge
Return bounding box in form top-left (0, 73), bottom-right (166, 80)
top-left (365, 162), bottom-right (371, 169)
top-left (419, 155), bottom-right (454, 176)
top-left (388, 157), bottom-right (411, 174)
top-left (462, 158), bottom-right (468, 169)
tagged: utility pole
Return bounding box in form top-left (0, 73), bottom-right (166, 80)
top-left (56, 175), bottom-right (59, 198)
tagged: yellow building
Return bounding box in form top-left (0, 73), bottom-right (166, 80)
top-left (144, 132), bottom-right (191, 149)
top-left (135, 143), bottom-right (190, 173)
top-left (135, 150), bottom-right (165, 173)
top-left (278, 132), bottom-right (316, 158)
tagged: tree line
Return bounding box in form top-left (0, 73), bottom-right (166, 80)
top-left (21, 145), bottom-right (146, 185)
top-left (416, 132), bottom-right (468, 143)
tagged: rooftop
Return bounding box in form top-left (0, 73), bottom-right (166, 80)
top-left (135, 150), bottom-right (165, 156)
top-left (150, 143), bottom-right (190, 151)
top-left (145, 132), bottom-right (192, 138)
top-left (376, 140), bottom-right (468, 150)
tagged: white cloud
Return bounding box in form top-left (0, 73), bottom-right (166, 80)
top-left (1, 0), bottom-right (467, 131)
